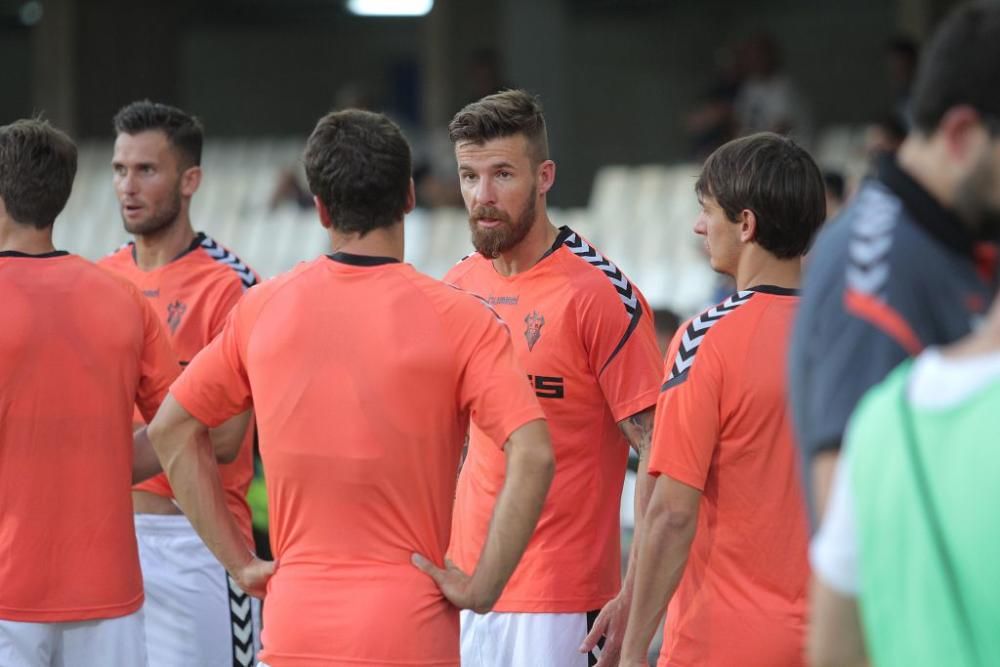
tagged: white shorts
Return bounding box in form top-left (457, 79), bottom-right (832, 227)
top-left (0, 609), bottom-right (146, 667)
top-left (135, 514), bottom-right (261, 667)
top-left (460, 609), bottom-right (604, 667)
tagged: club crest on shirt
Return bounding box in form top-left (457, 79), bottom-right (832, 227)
top-left (166, 300), bottom-right (187, 334)
top-left (524, 311), bottom-right (545, 351)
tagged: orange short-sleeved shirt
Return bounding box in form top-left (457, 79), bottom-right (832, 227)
top-left (0, 251), bottom-right (179, 622)
top-left (170, 253), bottom-right (544, 666)
top-left (650, 286), bottom-right (810, 667)
top-left (445, 227), bottom-right (662, 612)
top-left (100, 233), bottom-right (258, 543)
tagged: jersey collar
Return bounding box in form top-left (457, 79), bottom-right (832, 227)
top-left (326, 252), bottom-right (401, 266)
top-left (0, 250), bottom-right (69, 258)
top-left (875, 154), bottom-right (979, 258)
top-left (129, 231), bottom-right (207, 266)
top-left (747, 284), bottom-right (799, 296)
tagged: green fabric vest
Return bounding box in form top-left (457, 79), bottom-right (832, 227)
top-left (848, 360), bottom-right (1000, 666)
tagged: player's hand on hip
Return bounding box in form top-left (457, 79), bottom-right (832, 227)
top-left (411, 553), bottom-right (485, 611)
top-left (232, 556), bottom-right (276, 599)
top-left (580, 591), bottom-right (629, 666)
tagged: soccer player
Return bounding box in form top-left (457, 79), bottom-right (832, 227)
top-left (444, 90), bottom-right (663, 666)
top-left (810, 291), bottom-right (1000, 667)
top-left (620, 132), bottom-right (826, 666)
top-left (0, 119), bottom-right (179, 665)
top-left (146, 109), bottom-right (555, 666)
top-left (790, 1), bottom-right (1000, 522)
top-left (98, 100), bottom-right (261, 667)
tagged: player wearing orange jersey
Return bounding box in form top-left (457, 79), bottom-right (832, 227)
top-left (0, 119), bottom-right (180, 665)
top-left (444, 90), bottom-right (662, 667)
top-left (97, 101), bottom-right (261, 667)
top-left (146, 109), bottom-right (555, 666)
top-left (620, 133), bottom-right (826, 666)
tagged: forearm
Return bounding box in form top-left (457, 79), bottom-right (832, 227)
top-left (620, 409), bottom-right (655, 597)
top-left (621, 507), bottom-right (697, 659)
top-left (469, 420), bottom-right (554, 612)
top-left (151, 419), bottom-right (253, 574)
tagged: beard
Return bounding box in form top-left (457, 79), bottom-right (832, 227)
top-left (954, 153), bottom-right (1000, 242)
top-left (121, 189), bottom-right (182, 237)
top-left (468, 187), bottom-right (537, 259)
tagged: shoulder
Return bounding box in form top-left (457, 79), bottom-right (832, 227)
top-left (442, 251), bottom-right (485, 287)
top-left (194, 233), bottom-right (259, 292)
top-left (664, 290), bottom-right (756, 384)
top-left (554, 229), bottom-right (644, 318)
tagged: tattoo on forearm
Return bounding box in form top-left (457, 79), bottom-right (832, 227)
top-left (622, 410), bottom-right (654, 457)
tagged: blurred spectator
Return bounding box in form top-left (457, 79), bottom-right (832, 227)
top-left (864, 114), bottom-right (907, 162)
top-left (887, 37), bottom-right (920, 129)
top-left (823, 170), bottom-right (846, 220)
top-left (685, 45), bottom-right (743, 160)
top-left (652, 307), bottom-right (681, 356)
top-left (733, 34), bottom-right (813, 142)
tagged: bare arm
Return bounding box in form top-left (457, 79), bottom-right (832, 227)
top-left (148, 394), bottom-right (273, 598)
top-left (619, 474), bottom-right (701, 665)
top-left (579, 406), bottom-right (656, 663)
top-left (131, 410), bottom-right (252, 483)
top-left (413, 418), bottom-right (554, 612)
top-left (809, 577), bottom-right (868, 667)
top-left (812, 449), bottom-right (840, 519)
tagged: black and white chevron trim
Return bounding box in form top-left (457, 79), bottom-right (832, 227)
top-left (563, 232), bottom-right (639, 315)
top-left (663, 290), bottom-right (754, 389)
top-left (845, 187), bottom-right (899, 301)
top-left (201, 235), bottom-right (257, 291)
top-left (561, 231), bottom-right (644, 374)
top-left (228, 575), bottom-right (255, 667)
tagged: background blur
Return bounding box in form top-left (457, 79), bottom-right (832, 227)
top-left (0, 0), bottom-right (963, 304)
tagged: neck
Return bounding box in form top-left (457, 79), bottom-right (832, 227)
top-left (0, 218), bottom-right (57, 254)
top-left (491, 215), bottom-right (558, 277)
top-left (133, 215), bottom-right (196, 271)
top-left (897, 135), bottom-right (959, 211)
top-left (330, 221), bottom-right (405, 261)
top-left (944, 304), bottom-right (1000, 360)
top-left (733, 246), bottom-right (801, 291)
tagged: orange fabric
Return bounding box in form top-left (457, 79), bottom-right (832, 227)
top-left (650, 291), bottom-right (809, 667)
top-left (445, 241), bottom-right (661, 613)
top-left (844, 288), bottom-right (924, 356)
top-left (0, 253), bottom-right (179, 622)
top-left (170, 256), bottom-right (544, 666)
top-left (100, 240), bottom-right (257, 544)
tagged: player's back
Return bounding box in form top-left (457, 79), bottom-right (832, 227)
top-left (657, 287), bottom-right (809, 666)
top-left (0, 250), bottom-right (175, 622)
top-left (220, 253), bottom-right (538, 665)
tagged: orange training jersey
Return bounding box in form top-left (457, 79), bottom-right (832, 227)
top-left (100, 232), bottom-right (258, 543)
top-left (0, 251), bottom-right (179, 622)
top-left (650, 286), bottom-right (810, 667)
top-left (445, 227), bottom-right (662, 612)
top-left (170, 253), bottom-right (545, 666)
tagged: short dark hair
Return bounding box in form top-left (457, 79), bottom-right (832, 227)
top-left (303, 109), bottom-right (412, 236)
top-left (695, 132), bottom-right (825, 259)
top-left (112, 100), bottom-right (203, 167)
top-left (910, 2), bottom-right (1000, 134)
top-left (0, 118), bottom-right (77, 229)
top-left (448, 89), bottom-right (549, 164)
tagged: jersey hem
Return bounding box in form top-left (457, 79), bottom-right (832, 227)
top-left (258, 651), bottom-right (457, 665)
top-left (490, 405), bottom-right (548, 451)
top-left (608, 387), bottom-right (659, 424)
top-left (0, 593), bottom-right (143, 623)
top-left (647, 461), bottom-right (707, 492)
top-left (491, 593), bottom-right (616, 613)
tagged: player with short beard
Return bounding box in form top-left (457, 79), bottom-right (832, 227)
top-left (438, 90), bottom-right (663, 667)
top-left (99, 100), bottom-right (262, 667)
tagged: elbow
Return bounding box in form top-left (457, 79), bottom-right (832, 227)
top-left (645, 499), bottom-right (697, 536)
top-left (213, 439), bottom-right (240, 464)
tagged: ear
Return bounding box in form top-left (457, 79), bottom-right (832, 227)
top-left (738, 209), bottom-right (757, 244)
top-left (180, 166), bottom-right (202, 197)
top-left (937, 105), bottom-right (990, 163)
top-left (315, 196), bottom-right (334, 229)
top-left (404, 178), bottom-right (416, 215)
top-left (537, 159), bottom-right (556, 197)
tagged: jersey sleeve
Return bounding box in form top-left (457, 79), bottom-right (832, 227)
top-left (134, 290), bottom-right (182, 423)
top-left (171, 302), bottom-right (253, 427)
top-left (789, 293), bottom-right (911, 463)
top-left (579, 279), bottom-right (661, 422)
top-left (454, 298), bottom-right (546, 449)
top-left (648, 325), bottom-right (724, 491)
top-left (207, 277), bottom-right (247, 340)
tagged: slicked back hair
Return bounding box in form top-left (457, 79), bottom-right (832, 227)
top-left (448, 89), bottom-right (549, 165)
top-left (113, 100), bottom-right (203, 168)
